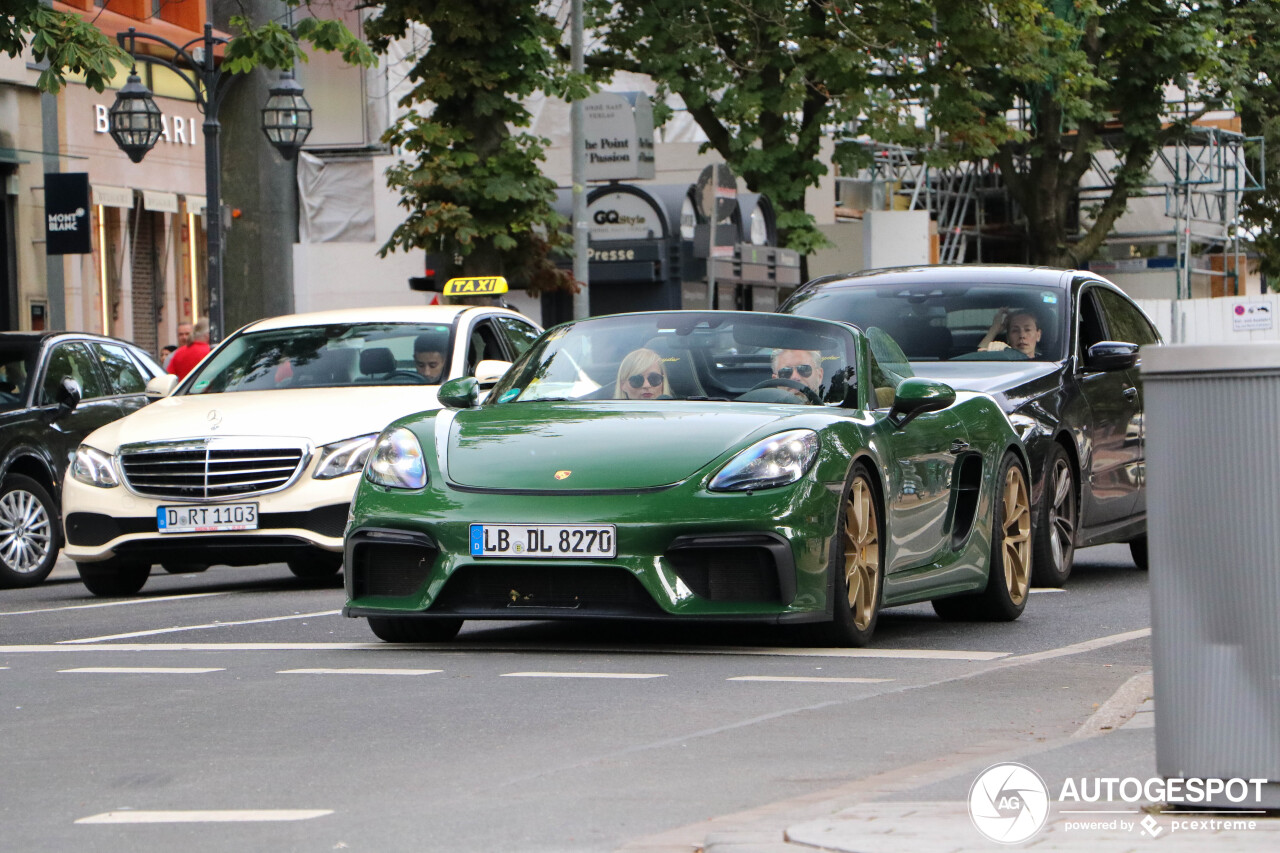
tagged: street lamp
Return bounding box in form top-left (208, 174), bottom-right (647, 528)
top-left (107, 24), bottom-right (313, 342)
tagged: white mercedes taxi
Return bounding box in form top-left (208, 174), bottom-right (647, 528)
top-left (62, 303), bottom-right (541, 596)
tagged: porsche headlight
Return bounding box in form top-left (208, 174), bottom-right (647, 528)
top-left (708, 430), bottom-right (820, 492)
top-left (364, 427), bottom-right (427, 490)
top-left (71, 445), bottom-right (119, 488)
top-left (314, 433), bottom-right (378, 480)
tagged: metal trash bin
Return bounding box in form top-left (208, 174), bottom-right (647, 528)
top-left (1142, 343), bottom-right (1280, 809)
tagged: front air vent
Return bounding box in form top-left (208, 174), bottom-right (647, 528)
top-left (119, 439), bottom-right (306, 500)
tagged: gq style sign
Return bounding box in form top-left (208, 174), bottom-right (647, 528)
top-left (44, 172), bottom-right (93, 255)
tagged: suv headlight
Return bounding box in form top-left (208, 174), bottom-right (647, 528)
top-left (364, 427), bottom-right (427, 490)
top-left (314, 433), bottom-right (378, 480)
top-left (71, 445), bottom-right (119, 488)
top-left (708, 430), bottom-right (819, 492)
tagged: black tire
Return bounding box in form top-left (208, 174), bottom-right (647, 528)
top-left (367, 616), bottom-right (463, 643)
top-left (821, 462), bottom-right (885, 647)
top-left (0, 474), bottom-right (59, 588)
top-left (161, 561), bottom-right (209, 574)
top-left (933, 452), bottom-right (1032, 622)
top-left (1031, 443), bottom-right (1077, 588)
top-left (76, 558), bottom-right (152, 597)
top-left (286, 550), bottom-right (344, 580)
top-left (1129, 535), bottom-right (1148, 571)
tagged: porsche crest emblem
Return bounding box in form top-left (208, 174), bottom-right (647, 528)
top-left (554, 470), bottom-right (572, 480)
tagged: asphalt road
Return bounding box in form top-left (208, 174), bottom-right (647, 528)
top-left (1, 545), bottom-right (1155, 853)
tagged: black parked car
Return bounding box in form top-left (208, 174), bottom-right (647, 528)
top-left (780, 265), bottom-right (1159, 586)
top-left (0, 332), bottom-right (164, 587)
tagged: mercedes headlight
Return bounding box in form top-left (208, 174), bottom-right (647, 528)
top-left (71, 445), bottom-right (119, 488)
top-left (314, 433), bottom-right (378, 480)
top-left (364, 427), bottom-right (427, 490)
top-left (708, 430), bottom-right (820, 492)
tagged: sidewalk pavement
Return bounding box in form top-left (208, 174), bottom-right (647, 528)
top-left (625, 671), bottom-right (1278, 852)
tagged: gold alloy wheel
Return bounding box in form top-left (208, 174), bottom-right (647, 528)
top-left (844, 476), bottom-right (880, 631)
top-left (1002, 464), bottom-right (1032, 606)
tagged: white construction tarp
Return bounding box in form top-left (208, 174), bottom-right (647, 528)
top-left (297, 152), bottom-right (376, 243)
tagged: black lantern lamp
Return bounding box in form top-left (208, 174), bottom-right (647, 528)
top-left (108, 69), bottom-right (164, 163)
top-left (261, 72), bottom-right (313, 161)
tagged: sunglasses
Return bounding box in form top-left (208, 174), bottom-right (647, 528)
top-left (775, 364), bottom-right (814, 379)
top-left (627, 372), bottom-right (664, 389)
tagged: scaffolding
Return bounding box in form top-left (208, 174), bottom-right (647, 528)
top-left (837, 124), bottom-right (1266, 296)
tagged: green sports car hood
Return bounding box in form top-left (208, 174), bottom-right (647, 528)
top-left (441, 401), bottom-right (803, 490)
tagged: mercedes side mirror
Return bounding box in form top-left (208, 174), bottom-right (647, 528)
top-left (473, 359), bottom-right (513, 388)
top-left (145, 374), bottom-right (179, 399)
top-left (1084, 341), bottom-right (1139, 372)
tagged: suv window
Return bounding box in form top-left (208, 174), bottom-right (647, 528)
top-left (1096, 288), bottom-right (1159, 347)
top-left (40, 342), bottom-right (109, 403)
top-left (92, 343), bottom-right (148, 395)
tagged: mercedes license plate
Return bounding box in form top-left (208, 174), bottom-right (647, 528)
top-left (158, 503), bottom-right (259, 534)
top-left (469, 523), bottom-right (616, 558)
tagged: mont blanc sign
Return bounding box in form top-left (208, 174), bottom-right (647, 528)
top-left (582, 92), bottom-right (655, 182)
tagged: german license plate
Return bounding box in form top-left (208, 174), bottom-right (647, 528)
top-left (469, 524), bottom-right (616, 558)
top-left (157, 503), bottom-right (259, 534)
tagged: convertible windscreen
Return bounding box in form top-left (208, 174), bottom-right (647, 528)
top-left (184, 323), bottom-right (455, 394)
top-left (488, 313), bottom-right (856, 406)
top-left (786, 282), bottom-right (1068, 362)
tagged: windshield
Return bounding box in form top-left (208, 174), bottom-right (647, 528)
top-left (785, 282), bottom-right (1068, 362)
top-left (184, 322), bottom-right (455, 395)
top-left (488, 312), bottom-right (856, 406)
top-left (0, 344), bottom-right (37, 411)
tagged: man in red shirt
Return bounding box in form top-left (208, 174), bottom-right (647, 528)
top-left (167, 318), bottom-right (211, 380)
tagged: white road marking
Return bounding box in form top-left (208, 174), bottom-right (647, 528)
top-left (57, 610), bottom-right (343, 644)
top-left (278, 668), bottom-right (442, 676)
top-left (728, 675), bottom-right (892, 684)
top-left (1002, 628), bottom-right (1151, 665)
top-left (76, 809), bottom-right (332, 824)
top-left (59, 667), bottom-right (224, 674)
top-left (0, 641), bottom-right (1009, 659)
top-left (1029, 588), bottom-right (1066, 593)
top-left (502, 672), bottom-right (667, 679)
top-left (4, 592), bottom-right (230, 616)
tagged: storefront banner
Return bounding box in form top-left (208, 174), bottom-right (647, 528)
top-left (93, 185), bottom-right (134, 209)
top-left (143, 190), bottom-right (180, 213)
top-left (45, 172), bottom-right (92, 255)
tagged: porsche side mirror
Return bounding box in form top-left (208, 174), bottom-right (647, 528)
top-left (438, 376), bottom-right (480, 409)
top-left (889, 378), bottom-right (956, 428)
top-left (145, 374), bottom-right (179, 399)
top-left (1084, 341), bottom-right (1139, 372)
top-left (473, 359), bottom-right (513, 387)
top-left (53, 376), bottom-right (82, 419)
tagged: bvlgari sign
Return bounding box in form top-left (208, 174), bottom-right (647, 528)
top-left (582, 92), bottom-right (655, 182)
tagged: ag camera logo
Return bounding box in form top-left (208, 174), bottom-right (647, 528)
top-left (968, 762), bottom-right (1051, 844)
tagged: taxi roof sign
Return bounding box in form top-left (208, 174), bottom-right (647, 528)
top-left (442, 276), bottom-right (508, 296)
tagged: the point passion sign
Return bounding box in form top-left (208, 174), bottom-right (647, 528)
top-left (582, 92), bottom-right (655, 182)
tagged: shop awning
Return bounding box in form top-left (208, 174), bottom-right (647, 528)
top-left (143, 190), bottom-right (179, 213)
top-left (93, 185), bottom-right (134, 208)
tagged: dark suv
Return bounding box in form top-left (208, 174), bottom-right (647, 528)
top-left (0, 332), bottom-right (164, 587)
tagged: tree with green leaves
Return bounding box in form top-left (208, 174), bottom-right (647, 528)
top-left (366, 0), bottom-right (575, 293)
top-left (1, 0), bottom-right (372, 92)
top-left (588, 0), bottom-right (917, 257)
top-left (908, 0), bottom-right (1262, 266)
top-left (1232, 0), bottom-right (1280, 286)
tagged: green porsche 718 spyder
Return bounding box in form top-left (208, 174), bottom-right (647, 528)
top-left (343, 311), bottom-right (1032, 647)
